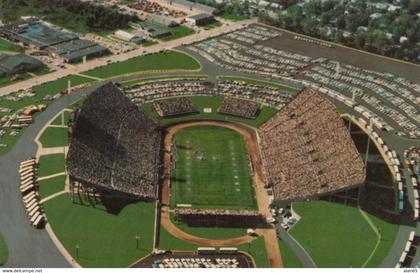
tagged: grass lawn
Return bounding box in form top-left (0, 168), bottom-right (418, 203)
top-left (290, 201), bottom-right (384, 267)
top-left (38, 175), bottom-right (66, 199)
top-left (203, 21), bottom-right (222, 30)
top-left (39, 127), bottom-right (69, 148)
top-left (171, 125), bottom-right (256, 210)
top-left (38, 153), bottom-right (65, 177)
top-left (0, 75), bottom-right (95, 155)
top-left (171, 213), bottom-right (247, 240)
top-left (43, 194), bottom-right (155, 267)
top-left (364, 213), bottom-right (399, 267)
top-left (158, 226), bottom-right (269, 267)
top-left (0, 75), bottom-right (95, 113)
top-left (0, 38), bottom-right (22, 52)
top-left (160, 26), bottom-right (195, 42)
top-left (0, 73), bottom-right (33, 88)
top-left (0, 232), bottom-right (8, 266)
top-left (219, 76), bottom-right (300, 94)
top-left (141, 96), bottom-right (277, 128)
top-left (31, 66), bottom-right (53, 76)
top-left (51, 110), bottom-right (73, 126)
top-left (278, 240), bottom-right (303, 268)
top-left (82, 51), bottom-right (200, 79)
top-left (220, 14), bottom-right (249, 21)
top-left (142, 41), bottom-right (158, 47)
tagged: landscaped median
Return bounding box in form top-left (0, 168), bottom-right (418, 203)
top-left (38, 154), bottom-right (66, 178)
top-left (289, 200), bottom-right (399, 267)
top-left (81, 51), bottom-right (201, 80)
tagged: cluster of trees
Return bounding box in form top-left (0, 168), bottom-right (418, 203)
top-left (260, 0), bottom-right (420, 63)
top-left (62, 0), bottom-right (138, 30)
top-left (0, 0), bottom-right (138, 32)
top-left (188, 0), bottom-right (420, 63)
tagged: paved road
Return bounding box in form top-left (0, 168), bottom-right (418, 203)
top-left (0, 18), bottom-right (257, 97)
top-left (0, 83), bottom-right (102, 267)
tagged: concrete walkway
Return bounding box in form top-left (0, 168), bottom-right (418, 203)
top-left (38, 172), bottom-right (67, 181)
top-left (40, 191), bottom-right (67, 204)
top-left (275, 225), bottom-right (316, 268)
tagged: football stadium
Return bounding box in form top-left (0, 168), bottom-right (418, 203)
top-left (0, 20), bottom-right (419, 270)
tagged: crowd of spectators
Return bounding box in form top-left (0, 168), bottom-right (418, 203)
top-left (175, 208), bottom-right (263, 227)
top-left (66, 83), bottom-right (161, 199)
top-left (153, 97), bottom-right (197, 117)
top-left (258, 89), bottom-right (366, 203)
top-left (218, 97), bottom-right (260, 119)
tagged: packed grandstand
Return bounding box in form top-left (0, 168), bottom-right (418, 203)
top-left (66, 83), bottom-right (161, 199)
top-left (259, 89), bottom-right (366, 203)
top-left (67, 82), bottom-right (365, 205)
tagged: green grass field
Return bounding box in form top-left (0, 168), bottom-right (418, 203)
top-left (171, 125), bottom-right (256, 210)
top-left (51, 110), bottom-right (73, 126)
top-left (171, 213), bottom-right (247, 239)
top-left (290, 200), bottom-right (398, 267)
top-left (0, 73), bottom-right (33, 88)
top-left (141, 96), bottom-right (277, 128)
top-left (0, 232), bottom-right (8, 266)
top-left (82, 51), bottom-right (200, 79)
top-left (158, 226), bottom-right (269, 267)
top-left (363, 213), bottom-right (399, 267)
top-left (0, 38), bottom-right (22, 52)
top-left (38, 154), bottom-right (65, 177)
top-left (43, 194), bottom-right (155, 267)
top-left (160, 26), bottom-right (195, 42)
top-left (38, 175), bottom-right (66, 199)
top-left (203, 21), bottom-right (223, 30)
top-left (39, 127), bottom-right (69, 148)
top-left (278, 240), bottom-right (303, 268)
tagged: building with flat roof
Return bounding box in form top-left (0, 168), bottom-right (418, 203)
top-left (114, 30), bottom-right (146, 44)
top-left (0, 21), bottom-right (78, 50)
top-left (48, 39), bottom-right (109, 63)
top-left (0, 53), bottom-right (45, 77)
top-left (186, 13), bottom-right (215, 26)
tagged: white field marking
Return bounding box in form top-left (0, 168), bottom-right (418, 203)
top-left (359, 208), bottom-right (381, 268)
top-left (38, 172), bottom-right (67, 181)
top-left (40, 190), bottom-right (67, 204)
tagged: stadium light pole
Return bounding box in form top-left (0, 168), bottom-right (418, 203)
top-left (364, 123), bottom-right (372, 168)
top-left (136, 236), bottom-right (140, 250)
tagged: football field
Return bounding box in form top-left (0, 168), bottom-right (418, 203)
top-left (170, 125), bottom-right (257, 210)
